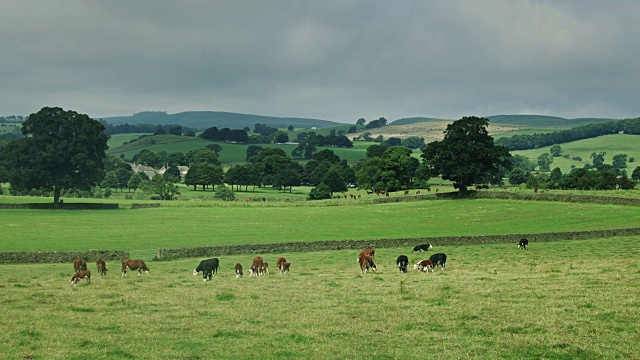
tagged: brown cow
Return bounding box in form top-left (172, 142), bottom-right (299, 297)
top-left (262, 262), bottom-right (270, 275)
top-left (358, 254), bottom-right (377, 274)
top-left (277, 257), bottom-right (291, 274)
top-left (71, 270), bottom-right (91, 285)
top-left (359, 247), bottom-right (375, 259)
top-left (96, 258), bottom-right (108, 276)
top-left (414, 259), bottom-right (434, 272)
top-left (121, 259), bottom-right (150, 277)
top-left (73, 258), bottom-right (87, 272)
top-left (235, 263), bottom-right (243, 278)
top-left (249, 256), bottom-right (264, 276)
top-left (404, 190), bottom-right (409, 195)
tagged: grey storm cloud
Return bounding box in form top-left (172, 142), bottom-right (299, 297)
top-left (1, 0), bottom-right (639, 122)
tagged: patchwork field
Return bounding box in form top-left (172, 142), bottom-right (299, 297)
top-left (1, 237), bottom-right (638, 359)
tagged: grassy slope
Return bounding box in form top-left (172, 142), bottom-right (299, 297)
top-left (0, 236), bottom-right (637, 359)
top-left (512, 134), bottom-right (640, 173)
top-left (2, 199), bottom-right (640, 252)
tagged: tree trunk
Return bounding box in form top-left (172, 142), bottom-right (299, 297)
top-left (53, 186), bottom-right (61, 208)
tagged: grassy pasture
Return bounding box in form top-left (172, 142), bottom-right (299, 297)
top-left (0, 237), bottom-right (638, 359)
top-left (512, 134), bottom-right (640, 173)
top-left (2, 198), bottom-right (640, 252)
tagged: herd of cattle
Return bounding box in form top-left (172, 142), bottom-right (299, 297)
top-left (69, 238), bottom-right (529, 285)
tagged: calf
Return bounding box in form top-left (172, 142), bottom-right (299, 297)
top-left (429, 253), bottom-right (447, 270)
top-left (249, 256), bottom-right (264, 276)
top-left (73, 258), bottom-right (87, 272)
top-left (414, 259), bottom-right (433, 272)
top-left (518, 238), bottom-right (529, 250)
top-left (358, 254), bottom-right (377, 274)
top-left (235, 263), bottom-right (243, 278)
top-left (277, 257), bottom-right (291, 274)
top-left (413, 244), bottom-right (433, 252)
top-left (193, 258), bottom-right (219, 281)
top-left (396, 255), bottom-right (409, 273)
top-left (96, 258), bottom-right (108, 276)
top-left (262, 262), bottom-right (270, 275)
top-left (71, 270), bottom-right (91, 285)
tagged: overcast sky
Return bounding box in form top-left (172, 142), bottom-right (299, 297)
top-left (1, 0), bottom-right (639, 122)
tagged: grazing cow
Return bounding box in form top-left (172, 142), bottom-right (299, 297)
top-left (413, 243), bottom-right (433, 252)
top-left (396, 255), bottom-right (409, 273)
top-left (262, 262), bottom-right (270, 275)
top-left (359, 247), bottom-right (375, 259)
top-left (73, 258), bottom-right (87, 272)
top-left (121, 259), bottom-right (150, 277)
top-left (71, 270), bottom-right (91, 285)
top-left (235, 263), bottom-right (243, 278)
top-left (414, 259), bottom-right (433, 272)
top-left (193, 258), bottom-right (219, 281)
top-left (249, 256), bottom-right (264, 276)
top-left (96, 258), bottom-right (107, 276)
top-left (429, 253), bottom-right (447, 270)
top-left (358, 254), bottom-right (377, 274)
top-left (518, 238), bottom-right (529, 250)
top-left (404, 190), bottom-right (409, 195)
top-left (277, 257), bottom-right (291, 274)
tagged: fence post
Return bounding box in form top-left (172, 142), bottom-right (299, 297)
top-left (156, 249), bottom-right (161, 260)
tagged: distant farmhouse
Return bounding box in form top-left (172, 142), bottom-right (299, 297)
top-left (131, 164), bottom-right (189, 179)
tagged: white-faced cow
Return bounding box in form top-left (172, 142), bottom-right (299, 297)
top-left (73, 258), bottom-right (87, 272)
top-left (71, 270), bottom-right (91, 285)
top-left (414, 259), bottom-right (433, 272)
top-left (193, 258), bottom-right (219, 281)
top-left (358, 253), bottom-right (377, 274)
top-left (121, 259), bottom-right (150, 277)
top-left (96, 258), bottom-right (107, 276)
top-left (277, 257), bottom-right (291, 274)
top-left (413, 244), bottom-right (433, 252)
top-left (249, 256), bottom-right (264, 276)
top-left (429, 253), bottom-right (447, 270)
top-left (396, 255), bottom-right (409, 273)
top-left (235, 263), bottom-right (243, 278)
top-left (518, 238), bottom-right (529, 250)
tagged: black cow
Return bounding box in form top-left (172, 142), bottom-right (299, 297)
top-left (518, 238), bottom-right (529, 250)
top-left (429, 253), bottom-right (447, 270)
top-left (193, 258), bottom-right (219, 281)
top-left (396, 255), bottom-right (409, 273)
top-left (413, 243), bottom-right (433, 252)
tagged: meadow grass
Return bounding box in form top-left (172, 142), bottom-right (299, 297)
top-left (2, 198), bottom-right (640, 252)
top-left (0, 236), bottom-right (637, 359)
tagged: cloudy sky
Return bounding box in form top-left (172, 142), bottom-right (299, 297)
top-left (1, 0), bottom-right (639, 122)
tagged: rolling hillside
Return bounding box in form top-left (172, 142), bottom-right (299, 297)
top-left (487, 115), bottom-right (616, 127)
top-left (101, 111), bottom-right (348, 130)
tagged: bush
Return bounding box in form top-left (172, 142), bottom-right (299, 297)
top-left (215, 185), bottom-right (235, 201)
top-left (308, 184), bottom-right (331, 200)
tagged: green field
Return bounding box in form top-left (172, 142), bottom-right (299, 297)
top-left (491, 127), bottom-right (563, 139)
top-left (2, 198), bottom-right (640, 252)
top-left (1, 236), bottom-right (637, 359)
top-left (512, 134), bottom-right (640, 173)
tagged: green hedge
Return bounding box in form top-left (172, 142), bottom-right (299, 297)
top-left (131, 203), bottom-right (161, 209)
top-left (0, 250), bottom-right (129, 264)
top-left (156, 227), bottom-right (640, 260)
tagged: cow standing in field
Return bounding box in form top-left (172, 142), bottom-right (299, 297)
top-left (249, 256), bottom-right (264, 276)
top-left (262, 262), bottom-right (270, 275)
top-left (359, 247), bottom-right (375, 260)
top-left (193, 258), bottom-right (219, 281)
top-left (414, 259), bottom-right (433, 272)
top-left (358, 254), bottom-right (377, 274)
top-left (518, 238), bottom-right (529, 250)
top-left (277, 257), bottom-right (291, 274)
top-left (396, 255), bottom-right (409, 273)
top-left (71, 270), bottom-right (91, 285)
top-left (96, 258), bottom-right (108, 276)
top-left (429, 253), bottom-right (447, 270)
top-left (73, 258), bottom-right (87, 272)
top-left (121, 259), bottom-right (150, 277)
top-left (235, 263), bottom-right (243, 278)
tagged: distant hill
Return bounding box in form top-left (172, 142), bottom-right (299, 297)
top-left (389, 117), bottom-right (450, 125)
top-left (487, 115), bottom-right (617, 128)
top-left (101, 111), bottom-right (348, 130)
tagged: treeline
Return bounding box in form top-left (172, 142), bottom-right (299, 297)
top-left (496, 117), bottom-right (640, 150)
top-left (101, 122), bottom-right (198, 136)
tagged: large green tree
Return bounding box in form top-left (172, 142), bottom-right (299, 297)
top-left (420, 116), bottom-right (511, 193)
top-left (5, 107), bottom-right (109, 206)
